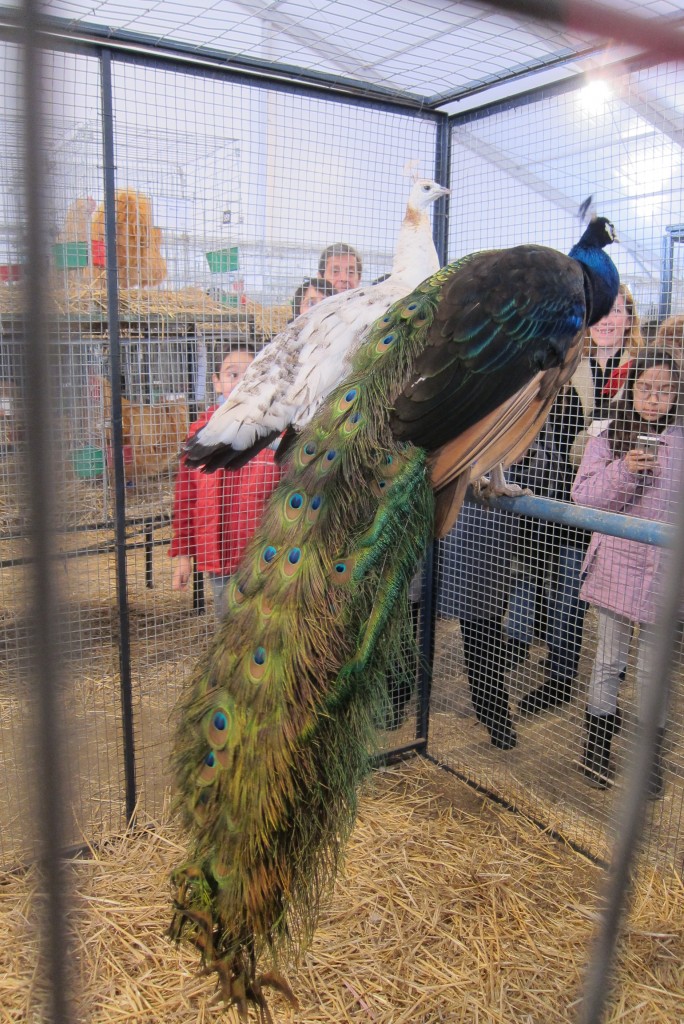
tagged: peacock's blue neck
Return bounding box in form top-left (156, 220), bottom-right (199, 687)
top-left (570, 245), bottom-right (620, 327)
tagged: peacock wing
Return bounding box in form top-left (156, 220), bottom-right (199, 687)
top-left (389, 244), bottom-right (587, 453)
top-left (428, 325), bottom-right (585, 536)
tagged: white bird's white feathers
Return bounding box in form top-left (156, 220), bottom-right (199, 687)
top-left (190, 178), bottom-right (449, 459)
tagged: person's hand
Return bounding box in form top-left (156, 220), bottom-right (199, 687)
top-left (172, 555), bottom-right (193, 591)
top-left (624, 448), bottom-right (659, 475)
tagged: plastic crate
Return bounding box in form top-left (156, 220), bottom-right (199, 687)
top-left (205, 246), bottom-right (239, 273)
top-left (53, 242), bottom-right (89, 269)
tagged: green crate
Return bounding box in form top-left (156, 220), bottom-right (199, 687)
top-left (53, 242), bottom-right (89, 269)
top-left (71, 445), bottom-right (105, 479)
top-left (206, 246), bottom-right (239, 273)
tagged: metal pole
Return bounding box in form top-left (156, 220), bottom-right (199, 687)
top-left (144, 519), bottom-right (153, 588)
top-left (416, 112), bottom-right (452, 747)
top-left (100, 50), bottom-right (138, 823)
top-left (20, 2), bottom-right (72, 1020)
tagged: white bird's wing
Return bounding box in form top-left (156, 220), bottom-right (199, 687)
top-left (184, 177), bottom-right (448, 471)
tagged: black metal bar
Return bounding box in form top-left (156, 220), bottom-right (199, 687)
top-left (421, 753), bottom-right (608, 868)
top-left (1, 15), bottom-right (440, 116)
top-left (21, 1), bottom-right (72, 1020)
top-left (432, 113), bottom-right (451, 263)
top-left (417, 542), bottom-right (438, 748)
top-left (186, 333), bottom-right (199, 424)
top-left (100, 50), bottom-right (137, 825)
top-left (144, 520), bottom-right (153, 589)
top-left (372, 741), bottom-right (427, 767)
top-left (658, 225), bottom-right (684, 322)
top-left (192, 564), bottom-right (206, 614)
top-left (0, 529), bottom-right (171, 570)
top-left (0, 509), bottom-right (170, 543)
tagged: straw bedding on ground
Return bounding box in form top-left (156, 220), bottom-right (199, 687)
top-left (1, 759), bottom-right (682, 1023)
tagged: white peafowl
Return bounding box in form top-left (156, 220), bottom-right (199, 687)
top-left (184, 178), bottom-right (449, 470)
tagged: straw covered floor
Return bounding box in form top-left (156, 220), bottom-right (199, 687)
top-left (1, 758), bottom-right (683, 1023)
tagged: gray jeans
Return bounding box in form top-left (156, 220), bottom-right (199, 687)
top-left (207, 573), bottom-right (230, 619)
top-left (587, 608), bottom-right (665, 726)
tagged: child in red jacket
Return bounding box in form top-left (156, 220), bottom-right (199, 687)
top-left (169, 348), bottom-right (283, 616)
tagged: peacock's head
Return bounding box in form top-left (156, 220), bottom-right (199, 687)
top-left (408, 179), bottom-right (450, 212)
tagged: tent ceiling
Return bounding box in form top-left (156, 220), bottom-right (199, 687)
top-left (37, 0), bottom-right (684, 110)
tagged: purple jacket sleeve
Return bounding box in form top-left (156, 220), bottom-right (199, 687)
top-left (571, 434), bottom-right (648, 513)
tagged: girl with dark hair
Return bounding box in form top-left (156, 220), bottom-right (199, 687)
top-left (571, 349), bottom-right (684, 794)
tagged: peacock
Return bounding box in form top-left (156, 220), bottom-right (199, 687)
top-left (169, 211), bottom-right (619, 1020)
top-left (183, 177), bottom-right (449, 471)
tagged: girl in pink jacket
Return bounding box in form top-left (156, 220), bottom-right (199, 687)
top-left (571, 349), bottom-right (683, 795)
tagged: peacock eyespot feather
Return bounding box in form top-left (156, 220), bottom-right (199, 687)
top-left (331, 557), bottom-right (355, 585)
top-left (343, 410), bottom-right (363, 434)
top-left (226, 578), bottom-right (247, 609)
top-left (375, 333), bottom-right (395, 354)
top-left (317, 450), bottom-right (338, 474)
top-left (371, 478), bottom-right (393, 498)
top-left (400, 301), bottom-right (420, 318)
top-left (298, 440), bottom-right (319, 466)
top-left (307, 494), bottom-right (323, 522)
top-left (207, 706), bottom-right (232, 749)
top-left (247, 645), bottom-right (267, 681)
top-left (282, 545), bottom-right (303, 577)
top-left (260, 545), bottom-right (277, 570)
top-left (197, 749), bottom-right (219, 785)
top-left (284, 491), bottom-right (305, 521)
top-left (336, 388), bottom-right (358, 414)
top-left (378, 452), bottom-right (403, 479)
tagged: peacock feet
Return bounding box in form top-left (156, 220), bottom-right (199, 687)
top-left (473, 462), bottom-right (530, 502)
top-left (211, 956), bottom-right (299, 1024)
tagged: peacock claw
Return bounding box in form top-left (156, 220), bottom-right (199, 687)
top-left (209, 959), bottom-right (298, 1022)
top-left (473, 463), bottom-right (531, 503)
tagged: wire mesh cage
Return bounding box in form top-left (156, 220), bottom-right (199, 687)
top-left (431, 57), bottom-right (684, 868)
top-left (3, 3), bottom-right (684, 1021)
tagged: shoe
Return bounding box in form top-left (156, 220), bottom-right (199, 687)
top-left (578, 711), bottom-right (618, 789)
top-left (469, 683), bottom-right (517, 750)
top-left (518, 679), bottom-right (572, 717)
top-left (488, 717), bottom-right (517, 750)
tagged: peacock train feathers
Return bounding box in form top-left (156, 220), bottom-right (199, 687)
top-left (169, 212), bottom-right (619, 1019)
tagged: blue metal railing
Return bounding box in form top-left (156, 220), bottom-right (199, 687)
top-left (488, 493), bottom-right (675, 548)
